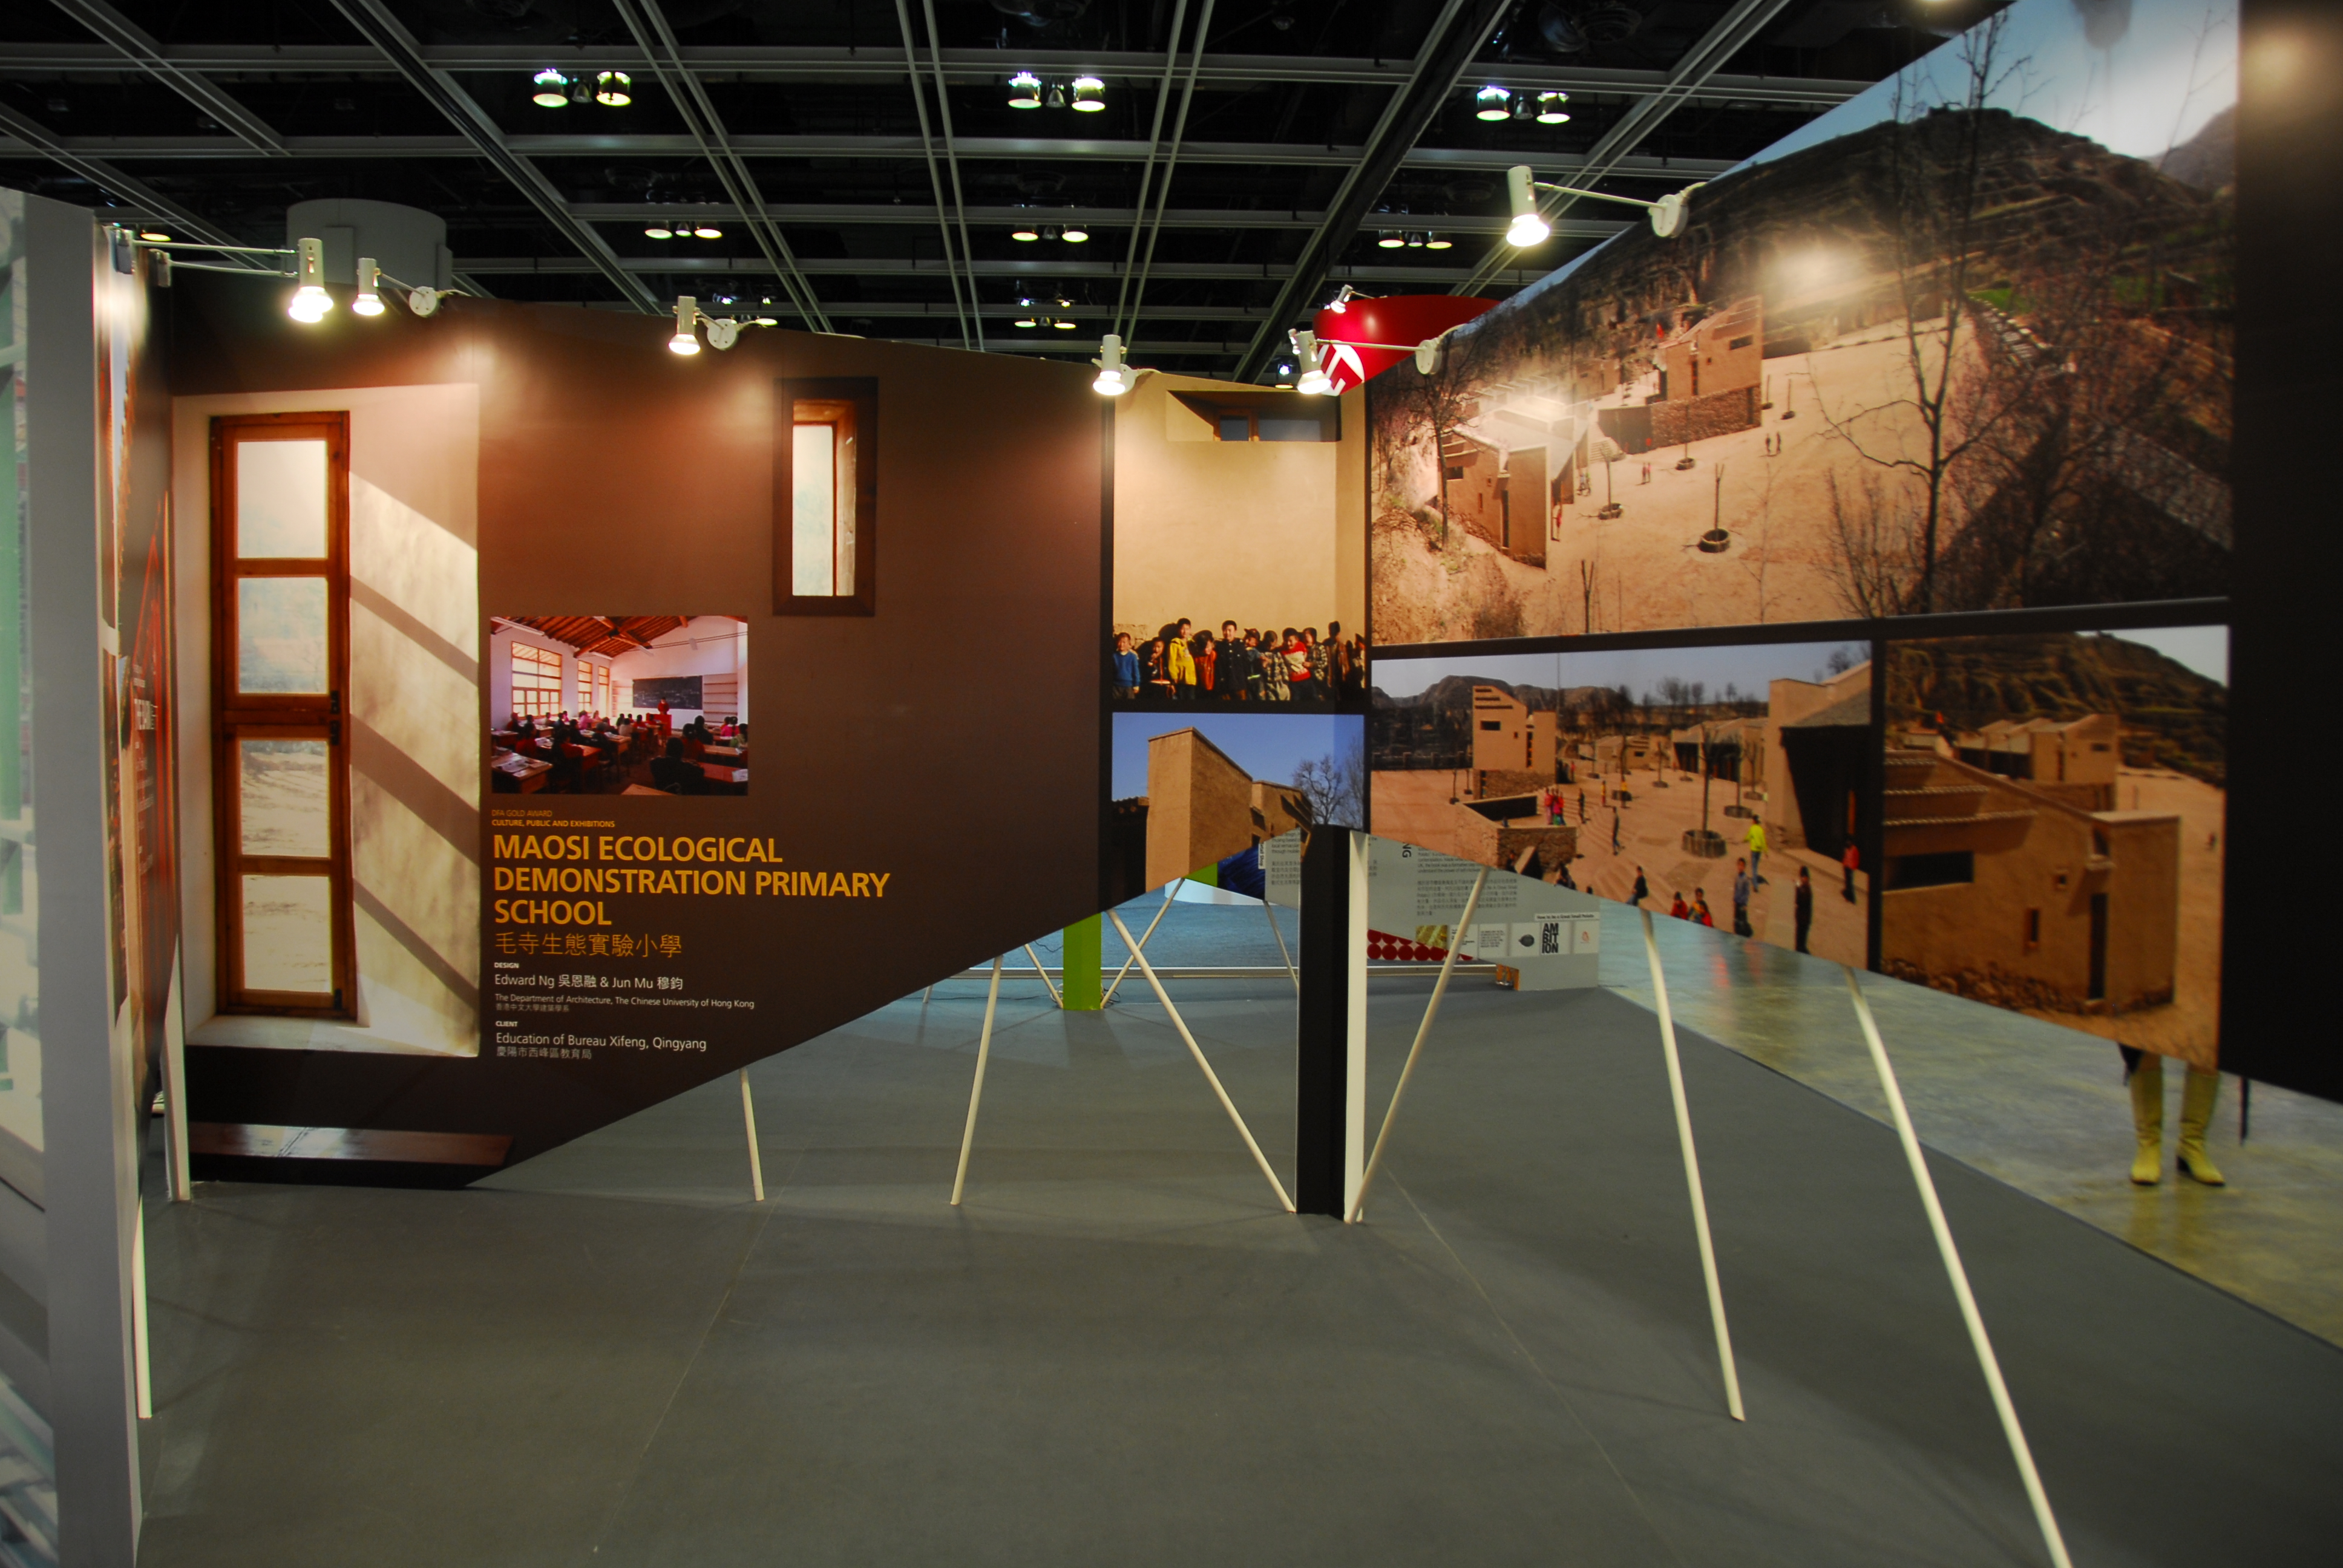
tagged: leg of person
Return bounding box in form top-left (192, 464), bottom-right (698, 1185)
top-left (1794, 918), bottom-right (1809, 954)
top-left (2177, 1064), bottom-right (2226, 1185)
top-left (2128, 1050), bottom-right (2164, 1186)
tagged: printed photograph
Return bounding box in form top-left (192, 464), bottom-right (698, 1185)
top-left (1111, 371), bottom-right (1365, 705)
top-left (1881, 624), bottom-right (2226, 1068)
top-left (1369, 0), bottom-right (2235, 642)
top-left (1373, 641), bottom-right (1873, 965)
top-left (1109, 711), bottom-right (1363, 901)
top-left (490, 616), bottom-right (749, 796)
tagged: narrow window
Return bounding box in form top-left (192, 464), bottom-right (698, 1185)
top-left (212, 414), bottom-right (353, 1018)
top-left (776, 377), bottom-right (877, 615)
top-left (2024, 908), bottom-right (2041, 950)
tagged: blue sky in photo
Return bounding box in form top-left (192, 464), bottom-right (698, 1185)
top-left (1112, 712), bottom-right (1364, 800)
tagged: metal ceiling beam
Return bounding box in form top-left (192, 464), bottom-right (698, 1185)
top-left (888, 0), bottom-right (975, 350)
top-left (1456, 0), bottom-right (1804, 295)
top-left (608, 0), bottom-right (828, 330)
top-left (0, 131), bottom-right (1737, 178)
top-left (0, 41), bottom-right (1869, 106)
top-left (456, 255), bottom-right (1553, 287)
top-left (324, 0), bottom-right (660, 312)
top-left (45, 0), bottom-right (286, 156)
top-left (0, 97), bottom-right (257, 256)
top-left (1230, 0), bottom-right (1514, 382)
top-left (569, 202), bottom-right (1631, 238)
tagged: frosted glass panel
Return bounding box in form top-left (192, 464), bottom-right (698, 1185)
top-left (236, 439), bottom-right (328, 558)
top-left (241, 875), bottom-right (332, 993)
top-left (238, 577), bottom-right (328, 693)
top-left (791, 423), bottom-right (836, 596)
top-left (239, 740), bottom-right (329, 857)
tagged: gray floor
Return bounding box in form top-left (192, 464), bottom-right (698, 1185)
top-left (138, 960), bottom-right (2343, 1566)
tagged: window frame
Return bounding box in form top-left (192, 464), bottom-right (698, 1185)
top-left (210, 412), bottom-right (356, 1019)
top-left (774, 377), bottom-right (879, 616)
top-left (511, 641), bottom-right (563, 720)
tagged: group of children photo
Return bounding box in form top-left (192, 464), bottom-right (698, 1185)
top-left (1110, 619), bottom-right (1369, 705)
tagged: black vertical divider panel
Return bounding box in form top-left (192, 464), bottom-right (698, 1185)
top-left (1295, 826), bottom-right (1350, 1216)
top-left (2222, 0), bottom-right (2339, 1100)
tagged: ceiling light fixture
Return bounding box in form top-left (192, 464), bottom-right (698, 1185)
top-left (645, 223), bottom-right (673, 239)
top-left (1377, 230), bottom-right (1404, 249)
top-left (695, 225), bottom-right (723, 240)
top-left (352, 256), bottom-right (385, 316)
top-left (1405, 231), bottom-right (1427, 249)
top-left (1290, 330), bottom-right (1333, 396)
top-left (1054, 318), bottom-right (1078, 329)
top-left (1512, 95), bottom-right (1536, 122)
top-left (1041, 224), bottom-right (1063, 243)
top-left (1092, 333), bottom-right (1133, 396)
top-left (1426, 235), bottom-right (1453, 250)
top-left (1070, 76), bottom-right (1105, 113)
top-left (1062, 220), bottom-right (1090, 243)
top-left (1046, 83), bottom-right (1067, 109)
top-left (670, 296), bottom-right (701, 355)
top-left (1008, 71), bottom-right (1044, 109)
top-left (532, 68), bottom-right (569, 108)
top-left (1011, 215), bottom-right (1041, 241)
top-left (1536, 91), bottom-right (1570, 123)
top-left (287, 237), bottom-right (333, 323)
top-left (595, 71), bottom-right (632, 107)
top-left (1475, 85), bottom-right (1511, 122)
top-left (1506, 162), bottom-right (1706, 242)
top-left (1506, 165), bottom-right (1552, 247)
top-left (138, 229), bottom-right (170, 242)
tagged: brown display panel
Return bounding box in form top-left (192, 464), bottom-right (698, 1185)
top-left (209, 413), bottom-right (355, 1019)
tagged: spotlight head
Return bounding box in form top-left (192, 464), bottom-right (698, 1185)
top-left (1506, 165), bottom-right (1550, 247)
top-left (1062, 222), bottom-right (1089, 243)
top-left (1041, 224), bottom-right (1062, 243)
top-left (1297, 367), bottom-right (1334, 396)
top-left (694, 225), bottom-right (723, 240)
top-left (1071, 76), bottom-right (1106, 113)
top-left (1016, 317), bottom-right (1040, 329)
top-left (1054, 318), bottom-right (1078, 329)
top-left (1092, 332), bottom-right (1132, 396)
top-left (288, 236), bottom-right (332, 323)
top-left (1536, 90), bottom-right (1570, 124)
top-left (753, 316), bottom-right (779, 327)
top-left (644, 225), bottom-right (673, 240)
top-left (1377, 230), bottom-right (1404, 249)
top-left (1008, 71), bottom-right (1044, 109)
top-left (669, 295), bottom-right (701, 355)
top-left (352, 256), bottom-right (385, 316)
top-left (595, 70), bottom-right (632, 107)
top-left (1475, 85), bottom-right (1510, 121)
top-left (1405, 231), bottom-right (1426, 248)
top-left (1046, 83), bottom-right (1067, 109)
top-left (704, 317), bottom-right (741, 351)
top-left (138, 229), bottom-right (170, 242)
top-left (1011, 219), bottom-right (1041, 241)
top-left (1512, 95), bottom-right (1536, 122)
top-left (408, 286), bottom-right (442, 318)
top-left (532, 68), bottom-right (569, 108)
top-left (1425, 235), bottom-right (1453, 250)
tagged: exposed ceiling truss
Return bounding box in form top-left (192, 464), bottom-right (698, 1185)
top-left (0, 0), bottom-right (1984, 376)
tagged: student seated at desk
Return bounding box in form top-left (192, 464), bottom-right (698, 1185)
top-left (718, 716), bottom-right (739, 739)
top-left (649, 738), bottom-right (699, 794)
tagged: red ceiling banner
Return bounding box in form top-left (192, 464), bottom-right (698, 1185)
top-left (1311, 293), bottom-right (1497, 393)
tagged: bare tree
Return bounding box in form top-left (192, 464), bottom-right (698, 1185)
top-left (1293, 734), bottom-right (1367, 829)
top-left (1823, 468), bottom-right (1922, 617)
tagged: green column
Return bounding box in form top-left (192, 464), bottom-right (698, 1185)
top-left (1060, 914), bottom-right (1103, 1010)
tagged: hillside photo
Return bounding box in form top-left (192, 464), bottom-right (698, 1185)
top-left (1369, 0), bottom-right (2236, 642)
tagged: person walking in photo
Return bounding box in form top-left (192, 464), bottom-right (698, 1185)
top-left (1216, 621), bottom-right (1245, 701)
top-left (1841, 840), bottom-right (1860, 903)
top-left (1611, 808), bottom-right (1622, 854)
top-left (2123, 1046), bottom-right (2226, 1187)
top-left (1793, 866), bottom-right (1814, 953)
top-left (1577, 788), bottom-right (1587, 825)
top-left (1110, 632), bottom-right (1140, 700)
top-left (1670, 890), bottom-right (1689, 920)
top-left (1745, 817), bottom-right (1768, 883)
top-left (1691, 889), bottom-right (1714, 927)
top-left (1731, 858), bottom-right (1753, 938)
top-left (1630, 866), bottom-right (1648, 907)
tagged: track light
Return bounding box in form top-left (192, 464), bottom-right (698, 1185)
top-left (1054, 318), bottom-right (1078, 329)
top-left (288, 237), bottom-right (332, 323)
top-left (1046, 83), bottom-right (1066, 109)
top-left (1008, 71), bottom-right (1044, 109)
top-left (1062, 220), bottom-right (1089, 243)
top-left (1290, 330), bottom-right (1332, 396)
top-left (1512, 94), bottom-right (1536, 122)
top-left (1093, 333), bottom-right (1134, 396)
top-left (1506, 165), bottom-right (1550, 247)
top-left (695, 225), bottom-right (723, 240)
top-left (1405, 231), bottom-right (1426, 249)
top-left (532, 68), bottom-right (569, 108)
top-left (1041, 224), bottom-right (1063, 243)
top-left (1377, 230), bottom-right (1404, 249)
top-left (138, 229), bottom-right (170, 242)
top-left (352, 256), bottom-right (385, 316)
top-left (670, 296), bottom-right (701, 355)
top-left (1071, 76), bottom-right (1105, 112)
top-left (595, 71), bottom-right (632, 107)
top-left (1425, 235), bottom-right (1452, 250)
top-left (1536, 91), bottom-right (1570, 123)
top-left (1475, 85), bottom-right (1510, 122)
top-left (644, 224), bottom-right (673, 239)
top-left (1011, 216), bottom-right (1040, 241)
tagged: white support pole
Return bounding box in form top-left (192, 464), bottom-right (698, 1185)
top-left (1844, 967), bottom-right (2073, 1568)
top-left (163, 959), bottom-right (192, 1200)
top-left (949, 956), bottom-right (1006, 1206)
top-left (1349, 867), bottom-right (1486, 1224)
top-left (1023, 943), bottom-right (1064, 1008)
top-left (1261, 894), bottom-right (1299, 993)
top-left (922, 984), bottom-right (934, 1006)
top-left (738, 1068), bottom-right (765, 1203)
top-left (1644, 910), bottom-right (1746, 1422)
top-left (1102, 878), bottom-right (1184, 1007)
top-left (131, 1206), bottom-right (152, 1420)
top-left (1110, 910), bottom-right (1295, 1212)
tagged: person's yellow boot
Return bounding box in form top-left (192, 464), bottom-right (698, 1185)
top-left (2128, 1053), bottom-right (2163, 1186)
top-left (2177, 1066), bottom-right (2226, 1186)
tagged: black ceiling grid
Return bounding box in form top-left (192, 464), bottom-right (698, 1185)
top-left (0, 0), bottom-right (1995, 375)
